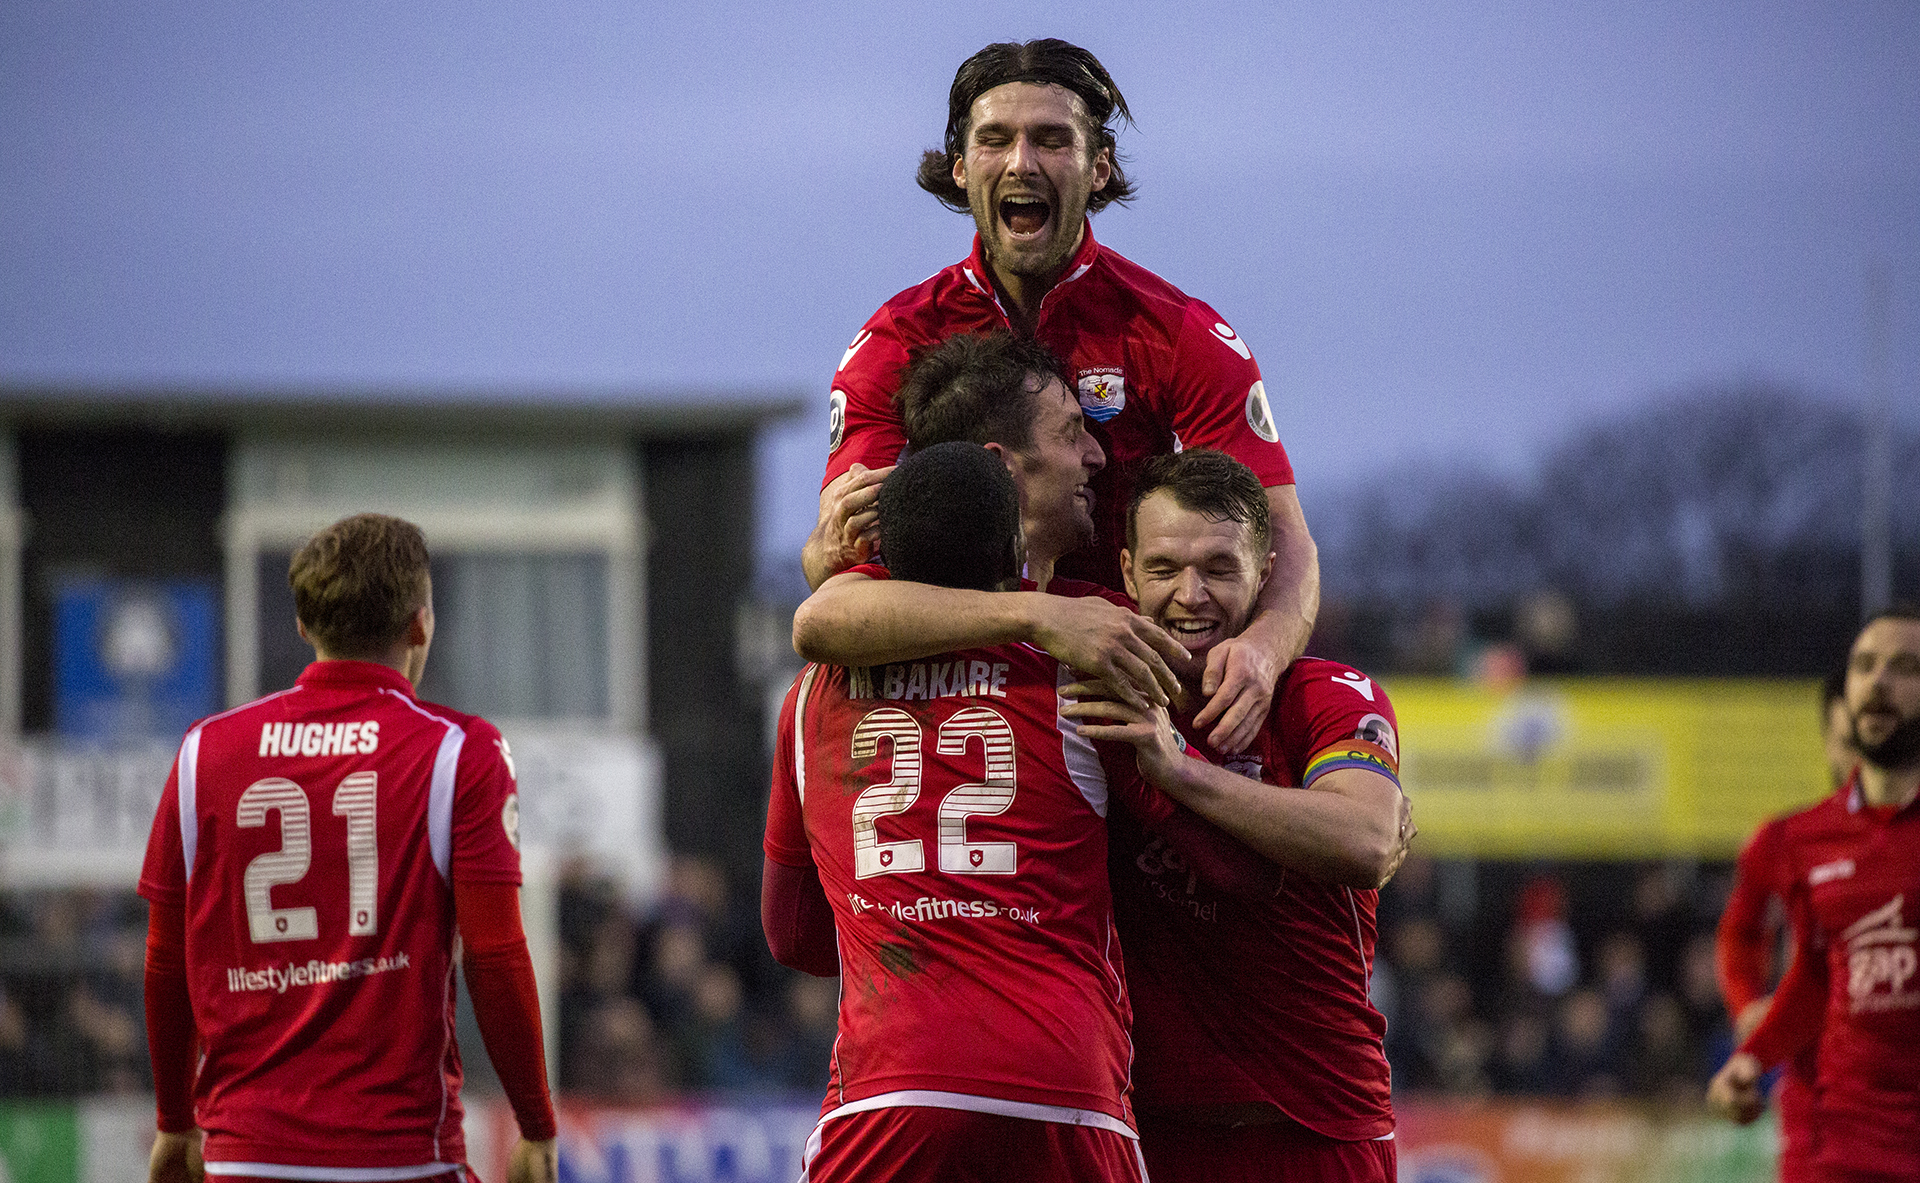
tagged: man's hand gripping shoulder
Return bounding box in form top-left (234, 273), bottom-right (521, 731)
top-left (792, 570), bottom-right (1188, 712)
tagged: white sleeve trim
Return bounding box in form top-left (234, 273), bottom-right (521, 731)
top-left (176, 727), bottom-right (203, 882)
top-left (793, 664), bottom-right (821, 807)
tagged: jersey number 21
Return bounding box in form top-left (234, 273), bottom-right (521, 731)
top-left (236, 773), bottom-right (379, 943)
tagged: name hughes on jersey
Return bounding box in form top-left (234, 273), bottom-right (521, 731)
top-left (849, 660), bottom-right (1012, 702)
top-left (258, 721), bottom-right (380, 758)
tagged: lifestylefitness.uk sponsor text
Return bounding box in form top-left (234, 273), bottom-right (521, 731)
top-left (226, 952), bottom-right (410, 994)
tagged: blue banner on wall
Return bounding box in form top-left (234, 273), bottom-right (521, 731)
top-left (555, 1103), bottom-right (820, 1183)
top-left (468, 1100), bottom-right (822, 1183)
top-left (53, 578), bottom-right (219, 743)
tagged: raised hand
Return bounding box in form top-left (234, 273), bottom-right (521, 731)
top-left (801, 463), bottom-right (895, 590)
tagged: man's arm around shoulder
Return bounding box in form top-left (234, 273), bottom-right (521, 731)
top-left (1063, 691), bottom-right (1407, 889)
top-left (793, 571), bottom-right (1184, 709)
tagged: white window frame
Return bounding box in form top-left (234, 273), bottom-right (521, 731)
top-left (222, 436), bottom-right (645, 731)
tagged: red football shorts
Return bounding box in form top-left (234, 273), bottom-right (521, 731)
top-left (1137, 1113), bottom-right (1395, 1183)
top-left (803, 1105), bottom-right (1145, 1183)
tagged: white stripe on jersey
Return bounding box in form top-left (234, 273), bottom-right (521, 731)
top-left (178, 687), bottom-right (303, 884)
top-left (204, 1161), bottom-right (460, 1181)
top-left (178, 727), bottom-right (203, 882)
top-left (1054, 664), bottom-right (1110, 818)
top-left (434, 955), bottom-right (458, 1161)
top-left (380, 690), bottom-right (468, 881)
top-left (822, 1089), bottom-right (1137, 1134)
top-left (793, 663), bottom-right (822, 807)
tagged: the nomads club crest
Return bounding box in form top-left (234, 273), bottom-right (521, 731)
top-left (1077, 368), bottom-right (1126, 423)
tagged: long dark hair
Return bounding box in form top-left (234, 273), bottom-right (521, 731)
top-left (915, 39), bottom-right (1137, 214)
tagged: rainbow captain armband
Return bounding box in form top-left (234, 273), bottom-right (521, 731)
top-left (1302, 741), bottom-right (1400, 790)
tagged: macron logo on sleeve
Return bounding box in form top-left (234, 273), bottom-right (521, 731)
top-left (1210, 322), bottom-right (1252, 360)
top-left (1331, 671), bottom-right (1375, 701)
top-left (838, 330), bottom-right (873, 372)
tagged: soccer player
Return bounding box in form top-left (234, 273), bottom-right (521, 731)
top-left (794, 331), bottom-right (1189, 715)
top-left (140, 514), bottom-right (556, 1183)
top-left (795, 347), bottom-right (1410, 1173)
top-left (805, 37), bottom-right (1318, 753)
top-left (1064, 449), bottom-right (1405, 1183)
top-left (1708, 606), bottom-right (1920, 1182)
top-left (1713, 667), bottom-right (1856, 1183)
top-left (766, 441), bottom-right (1174, 1181)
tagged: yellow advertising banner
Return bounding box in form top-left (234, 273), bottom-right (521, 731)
top-left (1388, 677), bottom-right (1829, 858)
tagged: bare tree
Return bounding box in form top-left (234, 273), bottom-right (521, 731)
top-left (1314, 383), bottom-right (1918, 673)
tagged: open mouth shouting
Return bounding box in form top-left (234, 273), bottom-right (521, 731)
top-left (1000, 194), bottom-right (1052, 239)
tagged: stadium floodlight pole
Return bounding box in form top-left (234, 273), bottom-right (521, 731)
top-left (1861, 262), bottom-right (1892, 621)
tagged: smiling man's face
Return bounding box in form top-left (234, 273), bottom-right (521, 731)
top-left (1123, 489), bottom-right (1274, 664)
top-left (1000, 375), bottom-right (1105, 568)
top-left (953, 82), bottom-right (1110, 287)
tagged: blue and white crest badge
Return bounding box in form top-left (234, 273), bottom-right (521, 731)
top-left (1077, 368), bottom-right (1127, 423)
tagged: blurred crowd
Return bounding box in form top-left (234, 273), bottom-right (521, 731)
top-left (552, 849), bottom-right (1748, 1106)
top-left (553, 854), bottom-right (837, 1101)
top-left (1374, 853), bottom-right (1738, 1105)
top-left (0, 851), bottom-right (1744, 1103)
top-left (0, 888), bottom-right (151, 1096)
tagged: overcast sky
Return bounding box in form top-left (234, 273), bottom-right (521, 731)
top-left (3, 1), bottom-right (1916, 588)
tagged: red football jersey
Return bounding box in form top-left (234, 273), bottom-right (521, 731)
top-left (1742, 781), bottom-right (1920, 1179)
top-left (1109, 657), bottom-right (1398, 1141)
top-left (764, 639), bottom-right (1151, 1134)
top-left (1721, 813), bottom-right (1796, 1017)
top-left (139, 660), bottom-right (523, 1175)
top-left (1718, 792), bottom-right (1845, 1182)
top-left (822, 223), bottom-right (1295, 592)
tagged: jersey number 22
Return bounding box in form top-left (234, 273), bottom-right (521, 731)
top-left (849, 705), bottom-right (1017, 879)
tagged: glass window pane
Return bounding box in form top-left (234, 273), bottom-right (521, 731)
top-left (421, 552), bottom-right (610, 720)
top-left (259, 550), bottom-right (610, 719)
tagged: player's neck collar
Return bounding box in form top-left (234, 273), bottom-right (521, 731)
top-left (298, 659), bottom-right (416, 694)
top-left (965, 219), bottom-right (1103, 295)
